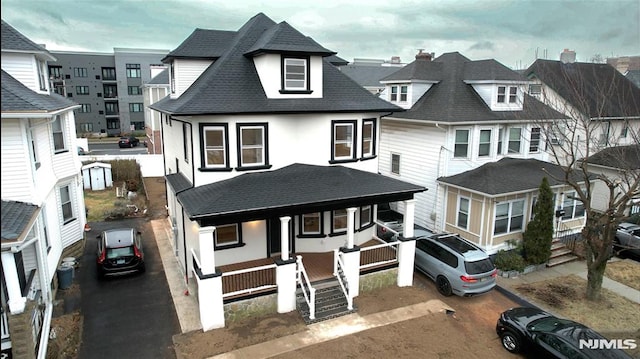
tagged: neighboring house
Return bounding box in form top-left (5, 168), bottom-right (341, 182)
top-left (606, 55), bottom-right (640, 74)
top-left (142, 68), bottom-right (170, 154)
top-left (47, 48), bottom-right (168, 136)
top-left (582, 144), bottom-right (640, 216)
top-left (525, 50), bottom-right (640, 164)
top-left (377, 51), bottom-right (565, 247)
top-left (149, 13), bottom-right (425, 330)
top-left (623, 69), bottom-right (640, 89)
top-left (437, 157), bottom-right (589, 261)
top-left (338, 56), bottom-right (406, 95)
top-left (1, 20), bottom-right (86, 359)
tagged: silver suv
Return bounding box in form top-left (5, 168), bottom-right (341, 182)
top-left (415, 233), bottom-right (497, 297)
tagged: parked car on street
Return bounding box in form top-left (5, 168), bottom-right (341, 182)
top-left (96, 228), bottom-right (145, 278)
top-left (414, 233), bottom-right (496, 297)
top-left (118, 135), bottom-right (140, 148)
top-left (614, 222), bottom-right (640, 259)
top-left (496, 307), bottom-right (633, 358)
top-left (77, 146), bottom-right (88, 155)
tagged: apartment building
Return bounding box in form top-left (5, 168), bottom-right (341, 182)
top-left (47, 48), bottom-right (168, 137)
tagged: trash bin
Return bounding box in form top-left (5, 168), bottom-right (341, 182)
top-left (57, 265), bottom-right (73, 289)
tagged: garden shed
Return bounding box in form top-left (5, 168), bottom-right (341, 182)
top-left (82, 162), bottom-right (113, 190)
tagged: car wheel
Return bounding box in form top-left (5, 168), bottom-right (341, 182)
top-left (436, 275), bottom-right (452, 296)
top-left (500, 330), bottom-right (521, 353)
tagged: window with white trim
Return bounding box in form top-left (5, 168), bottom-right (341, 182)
top-left (203, 125), bottom-right (228, 168)
top-left (454, 129), bottom-right (469, 158)
top-left (508, 128), bottom-right (522, 154)
top-left (332, 121), bottom-right (355, 161)
top-left (494, 200), bottom-right (525, 234)
top-left (362, 120), bottom-right (375, 158)
top-left (215, 224), bottom-right (239, 247)
top-left (497, 128), bottom-right (504, 155)
top-left (390, 86), bottom-right (398, 101)
top-left (283, 58), bottom-right (308, 91)
top-left (509, 86), bottom-right (518, 103)
top-left (457, 197), bottom-right (470, 229)
top-left (52, 115), bottom-right (65, 152)
top-left (237, 124), bottom-right (267, 167)
top-left (497, 86), bottom-right (506, 103)
top-left (562, 192), bottom-right (585, 220)
top-left (400, 85), bottom-right (408, 101)
top-left (360, 206), bottom-right (372, 228)
top-left (302, 213), bottom-right (322, 235)
top-left (478, 129), bottom-right (491, 157)
top-left (60, 185), bottom-right (74, 223)
top-left (332, 209), bottom-right (348, 233)
top-left (529, 127), bottom-right (541, 153)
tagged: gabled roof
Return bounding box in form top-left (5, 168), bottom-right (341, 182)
top-left (1, 70), bottom-right (78, 114)
top-left (526, 59), bottom-right (640, 119)
top-left (385, 52), bottom-right (565, 123)
top-left (147, 69), bottom-right (169, 85)
top-left (176, 163), bottom-right (426, 223)
top-left (437, 157), bottom-right (587, 196)
top-left (624, 69), bottom-right (640, 89)
top-left (151, 13), bottom-right (399, 115)
top-left (584, 144), bottom-right (640, 170)
top-left (340, 65), bottom-right (402, 88)
top-left (161, 29), bottom-right (236, 61)
top-left (1, 200), bottom-right (39, 242)
top-left (1, 19), bottom-right (53, 59)
top-left (244, 21), bottom-right (334, 56)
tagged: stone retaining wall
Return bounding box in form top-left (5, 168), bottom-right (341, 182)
top-left (223, 294), bottom-right (278, 323)
top-left (359, 268), bottom-right (398, 293)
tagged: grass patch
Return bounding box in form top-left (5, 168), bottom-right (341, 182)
top-left (605, 259), bottom-right (640, 291)
top-left (84, 182), bottom-right (146, 221)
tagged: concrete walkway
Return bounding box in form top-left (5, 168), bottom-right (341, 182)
top-left (150, 218), bottom-right (639, 357)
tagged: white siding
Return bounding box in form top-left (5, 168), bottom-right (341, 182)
top-left (253, 54), bottom-right (324, 99)
top-left (172, 59), bottom-right (212, 98)
top-left (1, 120), bottom-right (35, 203)
top-left (1, 53), bottom-right (39, 91)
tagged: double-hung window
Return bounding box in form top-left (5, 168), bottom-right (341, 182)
top-left (494, 200), bottom-right (525, 234)
top-left (201, 124), bottom-right (229, 169)
top-left (282, 57), bottom-right (308, 92)
top-left (478, 129), bottom-right (491, 157)
top-left (52, 115), bottom-right (65, 152)
top-left (301, 212), bottom-right (322, 235)
top-left (562, 192), bottom-right (585, 220)
top-left (237, 123), bottom-right (268, 168)
top-left (391, 153), bottom-right (400, 174)
top-left (214, 224), bottom-right (240, 248)
top-left (509, 87), bottom-right (518, 103)
top-left (457, 197), bottom-right (470, 229)
top-left (529, 127), bottom-right (541, 153)
top-left (390, 86), bottom-right (398, 101)
top-left (361, 119), bottom-right (375, 158)
top-left (497, 86), bottom-right (506, 103)
top-left (400, 85), bottom-right (408, 101)
top-left (360, 206), bottom-right (372, 228)
top-left (60, 185), bottom-right (74, 223)
top-left (508, 128), bottom-right (522, 154)
top-left (332, 209), bottom-right (348, 233)
top-left (454, 129), bottom-right (469, 158)
top-left (331, 120), bottom-right (356, 162)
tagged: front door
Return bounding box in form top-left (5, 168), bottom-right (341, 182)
top-left (268, 217), bottom-right (293, 257)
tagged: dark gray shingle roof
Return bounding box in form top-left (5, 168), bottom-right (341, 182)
top-left (1, 19), bottom-right (50, 54)
top-left (584, 144), bottom-right (640, 170)
top-left (1, 70), bottom-right (78, 113)
top-left (625, 69), bottom-right (640, 89)
top-left (166, 172), bottom-right (193, 194)
top-left (177, 163), bottom-right (426, 220)
top-left (151, 13), bottom-right (399, 115)
top-left (162, 29), bottom-right (236, 61)
top-left (438, 157), bottom-right (587, 195)
top-left (1, 200), bottom-right (39, 242)
top-left (244, 21), bottom-right (334, 56)
top-left (340, 65), bottom-right (404, 88)
top-left (526, 59), bottom-right (640, 118)
top-left (147, 69), bottom-right (170, 85)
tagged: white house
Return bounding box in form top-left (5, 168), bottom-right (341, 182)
top-left (377, 51), bottom-right (568, 254)
top-left (149, 13), bottom-right (425, 330)
top-left (1, 20), bottom-right (86, 359)
top-left (142, 68), bottom-right (170, 154)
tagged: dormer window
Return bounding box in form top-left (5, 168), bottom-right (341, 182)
top-left (498, 86), bottom-right (518, 104)
top-left (400, 85), bottom-right (408, 101)
top-left (390, 86), bottom-right (398, 101)
top-left (389, 85), bottom-right (408, 102)
top-left (280, 57), bottom-right (311, 94)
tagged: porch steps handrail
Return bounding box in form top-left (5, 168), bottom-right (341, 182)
top-left (221, 263), bottom-right (277, 298)
top-left (1, 306), bottom-right (10, 349)
top-left (296, 255), bottom-right (316, 320)
top-left (332, 250), bottom-right (353, 311)
top-left (360, 241), bottom-right (399, 270)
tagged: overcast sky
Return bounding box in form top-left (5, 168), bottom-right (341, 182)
top-left (2, 0), bottom-right (638, 69)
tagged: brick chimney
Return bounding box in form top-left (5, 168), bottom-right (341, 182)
top-left (560, 49), bottom-right (576, 64)
top-left (415, 49), bottom-right (433, 61)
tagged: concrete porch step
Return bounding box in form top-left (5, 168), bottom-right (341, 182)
top-left (550, 247), bottom-right (573, 257)
top-left (547, 253), bottom-right (579, 267)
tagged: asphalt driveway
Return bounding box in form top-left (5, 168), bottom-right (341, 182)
top-left (77, 218), bottom-right (180, 359)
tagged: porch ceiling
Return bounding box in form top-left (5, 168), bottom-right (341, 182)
top-left (177, 163), bottom-right (426, 225)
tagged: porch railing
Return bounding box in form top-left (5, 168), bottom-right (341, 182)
top-left (360, 241), bottom-right (399, 269)
top-left (1, 306), bottom-right (10, 350)
top-left (332, 250), bottom-right (353, 311)
top-left (221, 264), bottom-right (277, 298)
top-left (296, 255), bottom-right (316, 320)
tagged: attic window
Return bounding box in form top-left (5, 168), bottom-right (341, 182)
top-left (280, 57), bottom-right (312, 94)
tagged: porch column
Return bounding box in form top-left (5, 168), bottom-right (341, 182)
top-left (403, 199), bottom-right (416, 238)
top-left (339, 246), bottom-right (361, 298)
top-left (347, 207), bottom-right (357, 249)
top-left (280, 216), bottom-right (291, 261)
top-left (276, 258), bottom-right (297, 313)
top-left (398, 199), bottom-right (417, 287)
top-left (1, 251), bottom-right (26, 314)
top-left (195, 272), bottom-right (225, 331)
top-left (198, 226), bottom-right (216, 275)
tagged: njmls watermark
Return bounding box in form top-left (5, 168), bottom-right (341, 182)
top-left (579, 339), bottom-right (638, 350)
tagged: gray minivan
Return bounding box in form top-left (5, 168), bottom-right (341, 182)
top-left (415, 233), bottom-right (496, 297)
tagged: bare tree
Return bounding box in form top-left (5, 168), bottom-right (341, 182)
top-left (527, 59), bottom-right (640, 300)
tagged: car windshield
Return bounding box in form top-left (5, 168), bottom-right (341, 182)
top-left (528, 317), bottom-right (577, 332)
top-left (107, 246), bottom-right (134, 259)
top-left (464, 258), bottom-right (495, 274)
